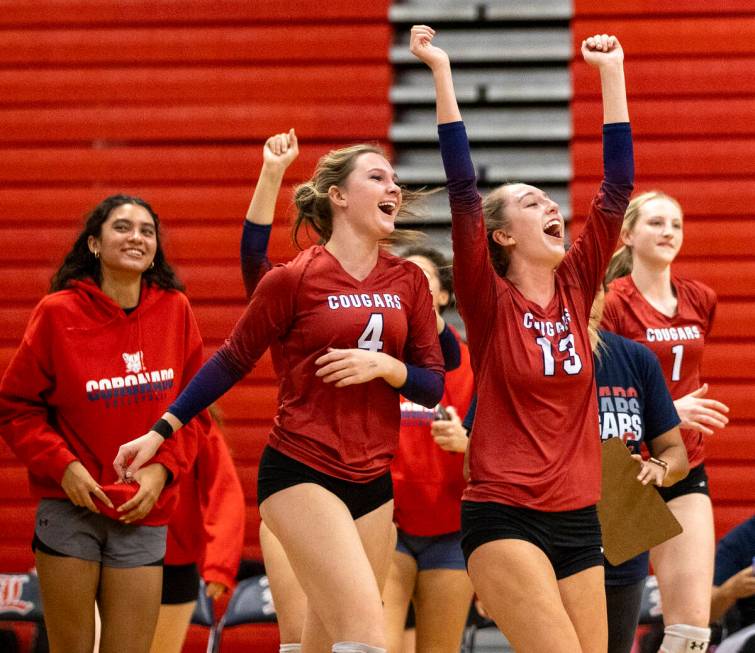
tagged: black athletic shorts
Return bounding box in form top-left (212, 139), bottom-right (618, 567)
top-left (161, 563), bottom-right (200, 604)
top-left (257, 445), bottom-right (393, 520)
top-left (657, 462), bottom-right (709, 502)
top-left (461, 500), bottom-right (603, 580)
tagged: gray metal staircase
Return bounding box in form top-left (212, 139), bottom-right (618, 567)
top-left (389, 0), bottom-right (574, 251)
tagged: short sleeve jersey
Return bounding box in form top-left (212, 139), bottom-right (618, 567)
top-left (219, 245), bottom-right (444, 482)
top-left (597, 330), bottom-right (680, 585)
top-left (602, 275), bottom-right (717, 468)
top-left (451, 180), bottom-right (632, 511)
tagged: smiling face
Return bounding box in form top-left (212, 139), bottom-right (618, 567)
top-left (622, 197), bottom-right (683, 269)
top-left (332, 152), bottom-right (402, 240)
top-left (492, 183), bottom-right (565, 270)
top-left (88, 203), bottom-right (157, 277)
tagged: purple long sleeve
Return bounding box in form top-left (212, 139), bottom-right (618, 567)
top-left (168, 351), bottom-right (244, 426)
top-left (399, 365), bottom-right (444, 408)
top-left (438, 323), bottom-right (461, 371)
top-left (241, 221), bottom-right (272, 300)
top-left (601, 122), bottom-right (634, 214)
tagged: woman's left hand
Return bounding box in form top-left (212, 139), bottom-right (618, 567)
top-left (631, 454), bottom-right (666, 487)
top-left (117, 463), bottom-right (168, 524)
top-left (315, 348), bottom-right (393, 387)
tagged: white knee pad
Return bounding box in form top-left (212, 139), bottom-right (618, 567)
top-left (333, 642), bottom-right (386, 653)
top-left (659, 624), bottom-right (711, 653)
top-left (280, 644), bottom-right (301, 653)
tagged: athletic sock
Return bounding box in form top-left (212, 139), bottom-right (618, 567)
top-left (659, 624), bottom-right (711, 653)
top-left (280, 644), bottom-right (302, 653)
top-left (332, 641), bottom-right (386, 653)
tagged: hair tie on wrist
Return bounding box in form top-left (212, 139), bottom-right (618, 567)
top-left (151, 418), bottom-right (174, 440)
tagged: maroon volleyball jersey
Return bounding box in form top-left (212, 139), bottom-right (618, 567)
top-left (602, 275), bottom-right (717, 468)
top-left (452, 186), bottom-right (630, 511)
top-left (220, 245), bottom-right (444, 482)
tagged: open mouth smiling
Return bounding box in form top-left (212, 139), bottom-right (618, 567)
top-left (378, 201), bottom-right (396, 215)
top-left (543, 218), bottom-right (562, 239)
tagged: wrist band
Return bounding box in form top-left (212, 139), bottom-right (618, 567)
top-left (648, 457), bottom-right (669, 476)
top-left (151, 418), bottom-right (174, 440)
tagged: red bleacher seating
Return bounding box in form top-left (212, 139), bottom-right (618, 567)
top-left (0, 1), bottom-right (392, 650)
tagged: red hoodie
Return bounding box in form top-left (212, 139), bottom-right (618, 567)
top-left (392, 328), bottom-right (474, 536)
top-left (0, 279), bottom-right (207, 526)
top-left (165, 421), bottom-right (245, 590)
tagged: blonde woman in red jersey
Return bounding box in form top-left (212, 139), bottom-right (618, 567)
top-left (242, 132), bottom-right (473, 653)
top-left (603, 192), bottom-right (729, 652)
top-left (411, 25), bottom-right (633, 653)
top-left (114, 134), bottom-right (445, 653)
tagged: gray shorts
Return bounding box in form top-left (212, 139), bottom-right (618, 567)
top-left (34, 499), bottom-right (167, 568)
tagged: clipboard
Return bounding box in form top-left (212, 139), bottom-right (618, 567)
top-left (597, 437), bottom-right (683, 566)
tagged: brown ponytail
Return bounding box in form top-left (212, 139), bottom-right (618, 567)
top-left (482, 184), bottom-right (517, 278)
top-left (292, 144), bottom-right (385, 249)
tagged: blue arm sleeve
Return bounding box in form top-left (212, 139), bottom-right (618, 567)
top-left (438, 121), bottom-right (476, 182)
top-left (241, 222), bottom-right (272, 300)
top-left (601, 122), bottom-right (634, 214)
top-left (168, 351), bottom-right (245, 426)
top-left (603, 123), bottom-right (633, 185)
top-left (438, 323), bottom-right (461, 372)
top-left (399, 365), bottom-right (444, 409)
top-left (462, 394), bottom-right (477, 433)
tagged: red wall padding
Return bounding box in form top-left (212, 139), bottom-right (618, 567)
top-left (0, 3), bottom-right (392, 648)
top-left (571, 1), bottom-right (755, 539)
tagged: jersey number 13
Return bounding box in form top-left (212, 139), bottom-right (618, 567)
top-left (536, 334), bottom-right (583, 376)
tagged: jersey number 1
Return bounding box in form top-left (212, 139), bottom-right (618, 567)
top-left (358, 313), bottom-right (384, 352)
top-left (536, 334), bottom-right (583, 376)
top-left (671, 344), bottom-right (684, 382)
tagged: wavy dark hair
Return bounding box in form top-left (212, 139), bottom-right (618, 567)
top-left (50, 194), bottom-right (184, 293)
top-left (400, 246), bottom-right (454, 314)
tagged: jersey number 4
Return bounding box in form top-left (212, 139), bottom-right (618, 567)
top-left (536, 334), bottom-right (583, 376)
top-left (357, 313), bottom-right (384, 352)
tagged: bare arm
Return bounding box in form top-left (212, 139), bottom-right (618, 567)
top-left (409, 25), bottom-right (461, 125)
top-left (245, 129), bottom-right (299, 226)
top-left (646, 426), bottom-right (689, 487)
top-left (241, 130), bottom-right (299, 298)
top-left (581, 34), bottom-right (629, 124)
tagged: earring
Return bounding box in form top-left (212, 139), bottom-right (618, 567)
top-left (150, 261), bottom-right (155, 269)
top-left (93, 250), bottom-right (100, 259)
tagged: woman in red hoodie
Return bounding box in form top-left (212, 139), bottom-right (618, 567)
top-left (0, 195), bottom-right (206, 653)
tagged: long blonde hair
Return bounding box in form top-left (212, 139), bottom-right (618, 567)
top-left (292, 144), bottom-right (425, 249)
top-left (589, 287), bottom-right (607, 358)
top-left (604, 190), bottom-right (684, 284)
